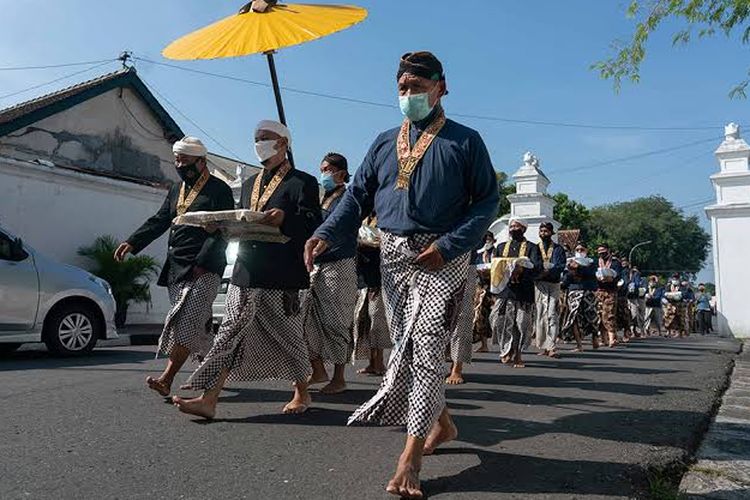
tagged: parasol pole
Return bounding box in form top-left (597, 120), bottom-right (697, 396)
top-left (265, 51), bottom-right (295, 168)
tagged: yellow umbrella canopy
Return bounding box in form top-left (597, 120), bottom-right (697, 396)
top-left (162, 1), bottom-right (367, 166)
top-left (163, 2), bottom-right (368, 60)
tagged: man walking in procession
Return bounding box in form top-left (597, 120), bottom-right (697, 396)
top-left (115, 137), bottom-right (234, 397)
top-left (304, 51), bottom-right (498, 499)
top-left (533, 221), bottom-right (566, 358)
top-left (173, 120), bottom-right (321, 418)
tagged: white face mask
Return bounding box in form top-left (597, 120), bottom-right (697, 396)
top-left (575, 251), bottom-right (586, 258)
top-left (483, 242), bottom-right (494, 251)
top-left (254, 140), bottom-right (279, 163)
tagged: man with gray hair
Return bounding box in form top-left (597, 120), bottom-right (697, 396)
top-left (115, 136), bottom-right (234, 397)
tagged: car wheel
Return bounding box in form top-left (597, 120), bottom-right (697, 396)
top-left (44, 304), bottom-right (100, 355)
top-left (0, 343), bottom-right (21, 355)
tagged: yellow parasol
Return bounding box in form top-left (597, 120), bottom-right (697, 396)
top-left (163, 1), bottom-right (367, 164)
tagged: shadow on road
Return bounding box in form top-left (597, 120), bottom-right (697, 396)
top-left (422, 447), bottom-right (644, 497)
top-left (0, 348), bottom-right (154, 371)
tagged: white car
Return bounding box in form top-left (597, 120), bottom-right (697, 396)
top-left (0, 225), bottom-right (117, 355)
top-left (212, 241), bottom-right (239, 331)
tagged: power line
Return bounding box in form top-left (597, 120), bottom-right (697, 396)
top-left (547, 136), bottom-right (721, 175)
top-left (133, 56), bottom-right (726, 132)
top-left (0, 58), bottom-right (117, 71)
top-left (139, 76), bottom-right (244, 160)
top-left (0, 60), bottom-right (114, 101)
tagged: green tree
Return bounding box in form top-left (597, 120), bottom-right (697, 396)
top-left (496, 171), bottom-right (515, 216)
top-left (553, 192), bottom-right (591, 237)
top-left (586, 196), bottom-right (710, 272)
top-left (78, 235), bottom-right (161, 327)
top-left (594, 0), bottom-right (750, 97)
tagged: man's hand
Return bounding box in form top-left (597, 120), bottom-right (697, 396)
top-left (304, 237), bottom-right (329, 272)
top-left (415, 243), bottom-right (445, 272)
top-left (114, 242), bottom-right (133, 262)
top-left (192, 266), bottom-right (208, 280)
top-left (260, 208), bottom-right (285, 228)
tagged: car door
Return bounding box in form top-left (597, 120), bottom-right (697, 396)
top-left (0, 230), bottom-right (39, 332)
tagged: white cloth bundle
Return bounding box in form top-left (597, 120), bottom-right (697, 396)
top-left (173, 136), bottom-right (207, 157)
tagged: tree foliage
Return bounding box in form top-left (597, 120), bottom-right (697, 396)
top-left (586, 195), bottom-right (710, 273)
top-left (594, 0), bottom-right (750, 97)
top-left (496, 171), bottom-right (515, 216)
top-left (78, 235), bottom-right (160, 326)
top-left (553, 192), bottom-right (591, 237)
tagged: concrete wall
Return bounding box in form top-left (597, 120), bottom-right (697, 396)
top-left (0, 87), bottom-right (178, 184)
top-left (0, 157), bottom-right (170, 324)
top-left (711, 211), bottom-right (750, 337)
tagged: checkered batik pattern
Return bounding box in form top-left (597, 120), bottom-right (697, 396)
top-left (490, 298), bottom-right (534, 358)
top-left (449, 266), bottom-right (476, 364)
top-left (158, 273), bottom-right (221, 360)
top-left (348, 232), bottom-right (470, 439)
top-left (184, 285), bottom-right (311, 391)
top-left (664, 302), bottom-right (684, 332)
top-left (303, 257), bottom-right (358, 365)
top-left (534, 281), bottom-right (560, 351)
top-left (561, 290), bottom-right (599, 340)
top-left (353, 287), bottom-right (392, 360)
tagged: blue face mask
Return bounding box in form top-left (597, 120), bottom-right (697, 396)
top-left (320, 172), bottom-right (338, 192)
top-left (399, 92), bottom-right (434, 122)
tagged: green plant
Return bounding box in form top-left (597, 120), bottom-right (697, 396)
top-left (78, 235), bottom-right (160, 327)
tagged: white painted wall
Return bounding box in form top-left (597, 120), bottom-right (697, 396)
top-left (0, 157), bottom-right (170, 324)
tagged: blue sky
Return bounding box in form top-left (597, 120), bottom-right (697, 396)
top-left (2, 0), bottom-right (746, 280)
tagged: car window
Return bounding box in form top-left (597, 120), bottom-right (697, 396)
top-left (0, 232), bottom-right (28, 262)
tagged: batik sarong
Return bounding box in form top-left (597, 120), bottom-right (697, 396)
top-left (628, 298), bottom-right (645, 332)
top-left (490, 298), bottom-right (534, 358)
top-left (472, 280), bottom-right (495, 342)
top-left (184, 286), bottom-right (311, 390)
top-left (664, 302), bottom-right (683, 332)
top-left (158, 272), bottom-right (221, 359)
top-left (596, 289), bottom-right (617, 342)
top-left (450, 266), bottom-right (477, 364)
top-left (303, 257), bottom-right (358, 365)
top-left (644, 306), bottom-right (663, 334)
top-left (617, 295), bottom-right (630, 332)
top-left (534, 281), bottom-right (560, 351)
top-left (348, 232), bottom-right (469, 439)
top-left (561, 289), bottom-right (599, 340)
top-left (352, 287), bottom-right (392, 360)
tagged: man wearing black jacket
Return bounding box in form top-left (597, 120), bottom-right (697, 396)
top-left (173, 120), bottom-right (321, 419)
top-left (490, 218), bottom-right (542, 368)
top-left (115, 136), bottom-right (234, 397)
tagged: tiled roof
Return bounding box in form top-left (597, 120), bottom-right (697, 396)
top-left (0, 66), bottom-right (183, 140)
top-left (0, 68), bottom-right (130, 126)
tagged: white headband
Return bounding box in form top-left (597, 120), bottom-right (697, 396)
top-left (255, 120), bottom-right (292, 148)
top-left (173, 136), bottom-right (207, 157)
top-left (509, 217), bottom-right (528, 228)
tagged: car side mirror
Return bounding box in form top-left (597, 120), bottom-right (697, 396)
top-left (11, 237), bottom-right (27, 260)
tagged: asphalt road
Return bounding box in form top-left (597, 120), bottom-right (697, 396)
top-left (0, 336), bottom-right (739, 499)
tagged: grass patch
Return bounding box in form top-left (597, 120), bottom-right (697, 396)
top-left (647, 467), bottom-right (684, 500)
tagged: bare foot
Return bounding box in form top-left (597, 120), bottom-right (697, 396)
top-left (573, 347), bottom-right (584, 352)
top-left (423, 418), bottom-right (458, 455)
top-left (445, 373), bottom-right (464, 385)
top-left (282, 392), bottom-right (311, 414)
top-left (172, 396), bottom-right (216, 419)
top-left (320, 380), bottom-right (347, 395)
top-left (475, 345), bottom-right (489, 353)
top-left (386, 460), bottom-right (422, 498)
top-left (536, 350), bottom-right (548, 356)
top-left (513, 362), bottom-right (526, 368)
top-left (500, 355), bottom-right (512, 364)
top-left (547, 350), bottom-right (560, 358)
top-left (146, 376), bottom-right (171, 397)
